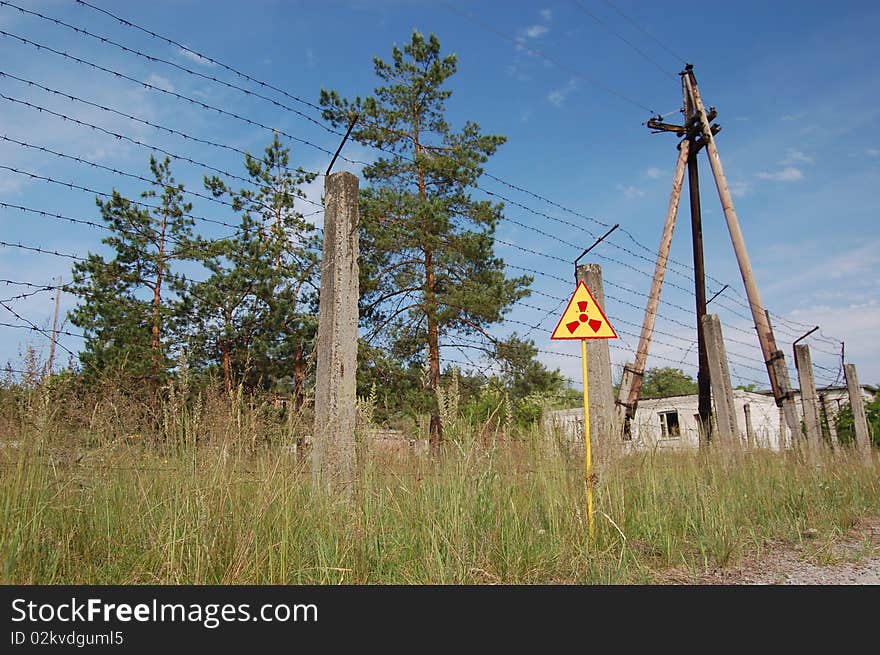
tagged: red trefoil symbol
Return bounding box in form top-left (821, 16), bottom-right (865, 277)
top-left (566, 300), bottom-right (603, 334)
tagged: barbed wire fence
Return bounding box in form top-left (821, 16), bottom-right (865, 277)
top-left (0, 0), bottom-right (848, 408)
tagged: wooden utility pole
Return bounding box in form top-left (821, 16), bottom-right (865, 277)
top-left (681, 66), bottom-right (801, 439)
top-left (685, 105), bottom-right (712, 443)
top-left (645, 75), bottom-right (720, 444)
top-left (47, 275), bottom-right (62, 375)
top-left (313, 171), bottom-right (360, 494)
top-left (617, 140), bottom-right (689, 436)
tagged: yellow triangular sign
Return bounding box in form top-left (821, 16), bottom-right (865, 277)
top-left (550, 281), bottom-right (618, 340)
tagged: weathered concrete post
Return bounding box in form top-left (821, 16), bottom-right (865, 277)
top-left (778, 408), bottom-right (789, 451)
top-left (575, 263), bottom-right (617, 459)
top-left (700, 314), bottom-right (739, 444)
top-left (313, 172), bottom-right (360, 492)
top-left (819, 393), bottom-right (840, 452)
top-left (844, 363), bottom-right (873, 464)
top-left (794, 344), bottom-right (823, 452)
top-left (616, 365), bottom-right (635, 439)
top-left (743, 403), bottom-right (755, 448)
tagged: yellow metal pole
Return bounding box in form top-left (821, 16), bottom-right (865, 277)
top-left (581, 338), bottom-right (594, 545)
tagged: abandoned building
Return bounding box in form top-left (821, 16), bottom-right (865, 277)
top-left (546, 385), bottom-right (876, 452)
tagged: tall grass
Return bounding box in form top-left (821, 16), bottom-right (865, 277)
top-left (1, 378), bottom-right (877, 584)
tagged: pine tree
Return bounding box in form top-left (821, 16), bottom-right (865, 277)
top-left (70, 156), bottom-right (194, 389)
top-left (320, 31), bottom-right (531, 451)
top-left (184, 135), bottom-right (319, 397)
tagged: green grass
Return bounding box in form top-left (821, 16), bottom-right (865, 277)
top-left (1, 382), bottom-right (878, 584)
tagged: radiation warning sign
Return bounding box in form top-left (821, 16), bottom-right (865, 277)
top-left (550, 281), bottom-right (618, 340)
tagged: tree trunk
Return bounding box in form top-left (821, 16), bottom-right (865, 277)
top-left (425, 246), bottom-right (442, 454)
top-left (222, 308), bottom-right (233, 395)
top-left (293, 343), bottom-right (304, 408)
top-left (151, 208), bottom-right (168, 376)
top-left (414, 108), bottom-right (443, 453)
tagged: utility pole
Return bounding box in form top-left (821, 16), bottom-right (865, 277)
top-left (684, 83), bottom-right (712, 442)
top-left (645, 71), bottom-right (720, 442)
top-left (617, 139), bottom-right (689, 437)
top-left (682, 66), bottom-right (801, 439)
top-left (647, 65), bottom-right (801, 441)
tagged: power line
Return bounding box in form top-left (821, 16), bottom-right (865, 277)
top-left (437, 0), bottom-right (656, 113)
top-left (570, 0), bottom-right (677, 79)
top-left (602, 0), bottom-right (687, 65)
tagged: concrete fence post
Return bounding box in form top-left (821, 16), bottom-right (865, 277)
top-left (819, 393), bottom-right (840, 452)
top-left (794, 344), bottom-right (823, 453)
top-left (700, 314), bottom-right (740, 444)
top-left (844, 363), bottom-right (873, 464)
top-left (743, 403), bottom-right (755, 448)
top-left (778, 408), bottom-right (789, 451)
top-left (575, 264), bottom-right (617, 460)
top-left (313, 171), bottom-right (360, 493)
top-left (615, 364), bottom-right (635, 438)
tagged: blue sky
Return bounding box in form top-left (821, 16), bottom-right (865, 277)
top-left (0, 0), bottom-right (877, 390)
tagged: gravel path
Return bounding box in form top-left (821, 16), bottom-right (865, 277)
top-left (661, 517), bottom-right (880, 585)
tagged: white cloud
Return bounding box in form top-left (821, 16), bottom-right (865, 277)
top-left (789, 300), bottom-right (880, 383)
top-left (729, 180), bottom-right (752, 197)
top-left (547, 78), bottom-right (577, 107)
top-left (541, 8), bottom-right (553, 21)
top-left (781, 149), bottom-right (814, 165)
top-left (0, 174), bottom-right (25, 197)
top-left (616, 184), bottom-right (645, 199)
top-left (547, 90), bottom-right (565, 107)
top-left (781, 112), bottom-right (805, 122)
top-left (524, 24), bottom-right (549, 38)
top-left (145, 73), bottom-right (175, 93)
top-left (866, 148), bottom-right (880, 157)
top-left (757, 167), bottom-right (803, 182)
top-left (646, 167), bottom-right (664, 179)
top-left (178, 47), bottom-right (217, 68)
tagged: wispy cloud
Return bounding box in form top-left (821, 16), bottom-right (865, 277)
top-left (178, 47), bottom-right (216, 68)
top-left (781, 149), bottom-right (814, 165)
top-left (757, 167), bottom-right (803, 182)
top-left (305, 49), bottom-right (318, 70)
top-left (729, 180), bottom-right (752, 197)
top-left (866, 148), bottom-right (880, 157)
top-left (616, 184), bottom-right (645, 199)
top-left (547, 78), bottom-right (577, 107)
top-left (0, 173), bottom-right (26, 197)
top-left (645, 167), bottom-right (664, 179)
top-left (145, 73), bottom-right (175, 93)
top-left (523, 24), bottom-right (549, 39)
top-left (541, 8), bottom-right (552, 22)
